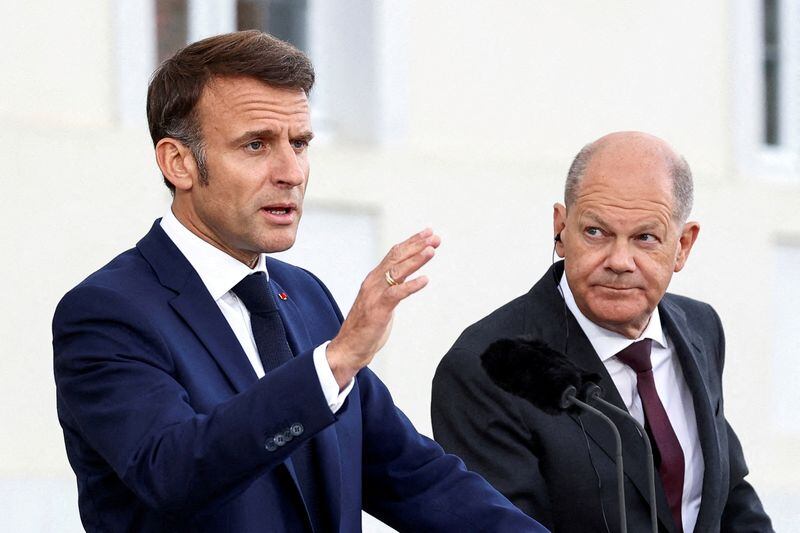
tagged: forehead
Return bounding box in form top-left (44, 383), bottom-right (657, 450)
top-left (196, 76), bottom-right (310, 132)
top-left (572, 141), bottom-right (676, 221)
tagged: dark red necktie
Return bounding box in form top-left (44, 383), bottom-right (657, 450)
top-left (616, 339), bottom-right (684, 532)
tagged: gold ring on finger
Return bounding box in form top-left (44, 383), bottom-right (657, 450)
top-left (384, 270), bottom-right (400, 287)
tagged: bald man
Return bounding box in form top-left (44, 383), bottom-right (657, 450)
top-left (432, 132), bottom-right (773, 532)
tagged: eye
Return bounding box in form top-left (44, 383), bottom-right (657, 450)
top-left (636, 233), bottom-right (659, 243)
top-left (244, 140), bottom-right (265, 152)
top-left (291, 139), bottom-right (309, 151)
top-left (584, 227), bottom-right (603, 238)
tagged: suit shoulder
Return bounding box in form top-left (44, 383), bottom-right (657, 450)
top-left (60, 247), bottom-right (157, 302)
top-left (446, 293), bottom-right (531, 361)
top-left (54, 246), bottom-right (174, 333)
top-left (663, 292), bottom-right (720, 323)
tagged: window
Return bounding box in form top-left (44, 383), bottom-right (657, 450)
top-left (771, 241), bottom-right (800, 435)
top-left (114, 0), bottom-right (408, 144)
top-left (237, 0), bottom-right (309, 52)
top-left (762, 0), bottom-right (781, 146)
top-left (156, 0), bottom-right (188, 63)
top-left (732, 0), bottom-right (800, 180)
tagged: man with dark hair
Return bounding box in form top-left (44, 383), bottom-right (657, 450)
top-left (432, 132), bottom-right (773, 532)
top-left (53, 31), bottom-right (546, 532)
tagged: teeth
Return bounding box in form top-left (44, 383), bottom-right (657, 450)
top-left (268, 209), bottom-right (288, 215)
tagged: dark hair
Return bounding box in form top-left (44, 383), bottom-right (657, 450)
top-left (146, 30), bottom-right (315, 191)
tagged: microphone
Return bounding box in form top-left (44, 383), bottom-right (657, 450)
top-left (480, 337), bottom-right (600, 415)
top-left (480, 336), bottom-right (657, 533)
top-left (581, 383), bottom-right (658, 533)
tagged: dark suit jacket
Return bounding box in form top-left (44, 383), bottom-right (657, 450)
top-left (432, 262), bottom-right (773, 532)
top-left (53, 221), bottom-right (546, 533)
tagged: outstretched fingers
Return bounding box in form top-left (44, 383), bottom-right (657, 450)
top-left (381, 228), bottom-right (441, 287)
top-left (326, 228), bottom-right (441, 387)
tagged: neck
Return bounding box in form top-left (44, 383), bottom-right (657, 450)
top-left (170, 204), bottom-right (260, 268)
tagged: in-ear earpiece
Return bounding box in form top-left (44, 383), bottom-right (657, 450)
top-left (554, 234), bottom-right (562, 242)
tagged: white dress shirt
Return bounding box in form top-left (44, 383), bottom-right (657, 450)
top-left (160, 209), bottom-right (353, 413)
top-left (559, 274), bottom-right (704, 532)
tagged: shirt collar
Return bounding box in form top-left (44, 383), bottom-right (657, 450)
top-left (558, 268), bottom-right (666, 362)
top-left (160, 208), bottom-right (268, 301)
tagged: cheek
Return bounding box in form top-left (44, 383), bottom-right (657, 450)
top-left (565, 246), bottom-right (605, 280)
top-left (639, 257), bottom-right (675, 296)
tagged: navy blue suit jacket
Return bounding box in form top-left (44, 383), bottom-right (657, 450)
top-left (53, 221), bottom-right (546, 532)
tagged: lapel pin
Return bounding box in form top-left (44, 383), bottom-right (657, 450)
top-left (278, 292), bottom-right (288, 301)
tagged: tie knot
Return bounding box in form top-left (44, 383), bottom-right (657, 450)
top-left (615, 338), bottom-right (653, 373)
top-left (231, 272), bottom-right (277, 315)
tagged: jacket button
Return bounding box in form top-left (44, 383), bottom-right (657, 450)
top-left (265, 438), bottom-right (277, 452)
top-left (274, 434), bottom-right (286, 447)
top-left (290, 423), bottom-right (304, 436)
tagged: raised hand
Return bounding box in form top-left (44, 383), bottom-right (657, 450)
top-left (326, 228), bottom-right (441, 388)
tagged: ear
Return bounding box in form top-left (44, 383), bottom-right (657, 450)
top-left (155, 138), bottom-right (200, 192)
top-left (553, 203), bottom-right (567, 258)
top-left (674, 221), bottom-right (700, 272)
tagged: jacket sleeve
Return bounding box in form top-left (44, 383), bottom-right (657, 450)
top-left (356, 365), bottom-right (548, 532)
top-left (708, 305), bottom-right (774, 532)
top-left (720, 424), bottom-right (774, 532)
top-left (431, 346), bottom-right (554, 528)
top-left (53, 283), bottom-right (337, 515)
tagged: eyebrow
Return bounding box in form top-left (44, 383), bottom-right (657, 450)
top-left (232, 128), bottom-right (315, 145)
top-left (581, 211), bottom-right (665, 233)
top-left (581, 211), bottom-right (610, 228)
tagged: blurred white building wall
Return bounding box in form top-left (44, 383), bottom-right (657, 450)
top-left (1, 1), bottom-right (798, 530)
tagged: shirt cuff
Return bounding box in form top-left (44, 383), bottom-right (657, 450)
top-left (313, 341), bottom-right (354, 413)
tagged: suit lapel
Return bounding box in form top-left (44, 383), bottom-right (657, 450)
top-left (139, 224), bottom-right (345, 529)
top-left (269, 272), bottom-right (343, 530)
top-left (531, 263), bottom-right (676, 531)
top-left (563, 316), bottom-right (675, 532)
top-left (136, 221), bottom-right (258, 394)
top-left (659, 299), bottom-right (722, 532)
top-left (268, 276), bottom-right (313, 358)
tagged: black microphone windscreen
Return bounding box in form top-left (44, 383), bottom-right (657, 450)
top-left (480, 336), bottom-right (600, 415)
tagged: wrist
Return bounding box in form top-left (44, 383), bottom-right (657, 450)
top-left (326, 339), bottom-right (359, 390)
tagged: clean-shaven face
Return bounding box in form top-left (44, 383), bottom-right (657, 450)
top-left (180, 76), bottom-right (313, 264)
top-left (554, 132), bottom-right (698, 338)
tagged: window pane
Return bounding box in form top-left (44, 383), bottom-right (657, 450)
top-left (236, 0), bottom-right (308, 51)
top-left (157, 0), bottom-right (188, 63)
top-left (771, 242), bottom-right (800, 435)
top-left (763, 0), bottom-right (781, 145)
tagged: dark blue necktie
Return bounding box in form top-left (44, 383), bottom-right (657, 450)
top-left (232, 272), bottom-right (292, 372)
top-left (231, 272), bottom-right (330, 532)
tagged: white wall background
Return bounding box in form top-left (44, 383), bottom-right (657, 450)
top-left (1, 1), bottom-right (798, 531)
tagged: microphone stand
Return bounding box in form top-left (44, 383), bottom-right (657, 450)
top-left (582, 384), bottom-right (658, 533)
top-left (560, 386), bottom-right (627, 533)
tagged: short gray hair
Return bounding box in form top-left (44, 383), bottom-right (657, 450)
top-left (162, 114), bottom-right (209, 188)
top-left (564, 142), bottom-right (694, 224)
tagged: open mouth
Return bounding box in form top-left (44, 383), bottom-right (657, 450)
top-left (260, 204), bottom-right (298, 224)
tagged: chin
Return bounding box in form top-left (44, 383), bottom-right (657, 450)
top-left (256, 228), bottom-right (299, 254)
top-left (266, 237), bottom-right (298, 253)
top-left (589, 302), bottom-right (648, 329)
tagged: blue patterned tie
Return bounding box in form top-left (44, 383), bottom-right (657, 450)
top-left (231, 272), bottom-right (292, 371)
top-left (232, 272), bottom-right (329, 531)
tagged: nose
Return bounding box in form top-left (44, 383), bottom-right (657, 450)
top-left (605, 238), bottom-right (636, 274)
top-left (270, 142), bottom-right (306, 188)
